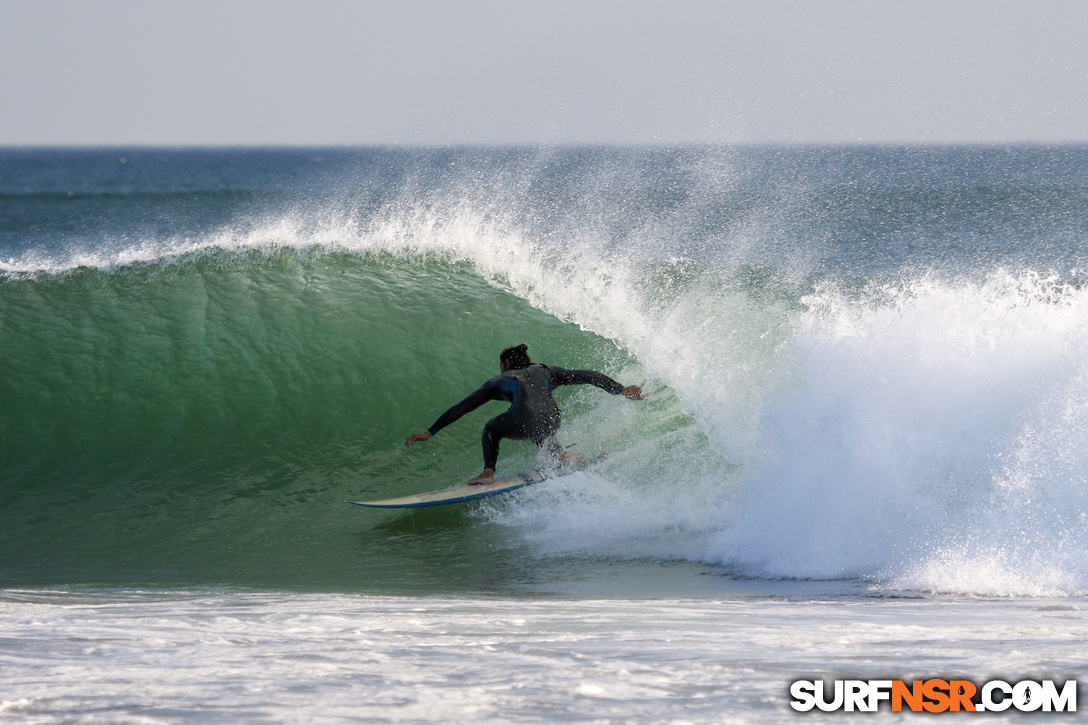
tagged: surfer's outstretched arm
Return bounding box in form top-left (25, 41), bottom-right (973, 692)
top-left (549, 367), bottom-right (644, 400)
top-left (404, 377), bottom-right (510, 447)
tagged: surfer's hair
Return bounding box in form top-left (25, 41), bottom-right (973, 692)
top-left (500, 344), bottom-right (532, 370)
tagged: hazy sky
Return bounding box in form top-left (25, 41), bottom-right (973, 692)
top-left (2, 0), bottom-right (1086, 146)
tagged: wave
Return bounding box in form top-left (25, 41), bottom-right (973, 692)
top-left (0, 222), bottom-right (659, 589)
top-left (4, 147), bottom-right (1088, 596)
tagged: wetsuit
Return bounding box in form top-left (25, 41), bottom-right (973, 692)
top-left (426, 364), bottom-right (626, 469)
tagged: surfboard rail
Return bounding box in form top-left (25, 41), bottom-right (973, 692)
top-left (350, 455), bottom-right (602, 509)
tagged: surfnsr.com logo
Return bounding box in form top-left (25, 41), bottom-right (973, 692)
top-left (790, 679), bottom-right (1077, 713)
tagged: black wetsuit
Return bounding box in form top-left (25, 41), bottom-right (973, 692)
top-left (426, 364), bottom-right (625, 469)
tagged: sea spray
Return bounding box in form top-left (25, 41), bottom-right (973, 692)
top-left (702, 271), bottom-right (1088, 592)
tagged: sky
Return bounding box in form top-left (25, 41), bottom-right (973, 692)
top-left (1, 0), bottom-right (1086, 146)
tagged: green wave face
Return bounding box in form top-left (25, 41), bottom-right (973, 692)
top-left (0, 249), bottom-right (646, 590)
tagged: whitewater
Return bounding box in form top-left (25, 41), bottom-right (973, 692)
top-left (1, 146), bottom-right (1086, 722)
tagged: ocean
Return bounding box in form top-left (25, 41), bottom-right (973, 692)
top-left (1, 145), bottom-right (1086, 722)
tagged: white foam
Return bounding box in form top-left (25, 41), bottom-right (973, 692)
top-left (3, 589), bottom-right (1084, 723)
top-left (703, 272), bottom-right (1088, 594)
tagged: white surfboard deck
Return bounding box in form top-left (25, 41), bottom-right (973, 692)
top-left (350, 455), bottom-right (603, 509)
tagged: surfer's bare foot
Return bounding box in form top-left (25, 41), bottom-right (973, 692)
top-left (559, 451), bottom-right (584, 468)
top-left (467, 468), bottom-right (495, 486)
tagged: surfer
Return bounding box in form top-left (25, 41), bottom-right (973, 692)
top-left (405, 344), bottom-right (643, 485)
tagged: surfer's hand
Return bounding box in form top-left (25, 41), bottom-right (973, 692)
top-left (404, 431), bottom-right (432, 447)
top-left (621, 385), bottom-right (644, 401)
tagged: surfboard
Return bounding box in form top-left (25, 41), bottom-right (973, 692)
top-left (350, 455), bottom-right (603, 509)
